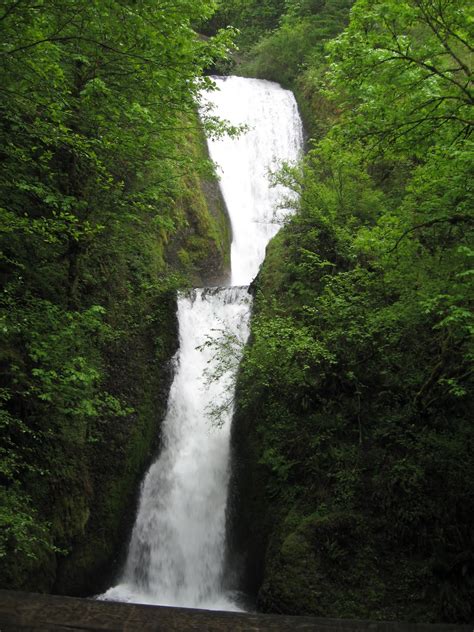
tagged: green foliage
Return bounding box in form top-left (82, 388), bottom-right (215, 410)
top-left (199, 326), bottom-right (248, 428)
top-left (210, 0), bottom-right (355, 137)
top-left (230, 0), bottom-right (473, 623)
top-left (239, 0), bottom-right (354, 87)
top-left (327, 0), bottom-right (473, 155)
top-left (0, 0), bottom-right (233, 592)
top-left (203, 0), bottom-right (286, 48)
top-left (0, 485), bottom-right (57, 585)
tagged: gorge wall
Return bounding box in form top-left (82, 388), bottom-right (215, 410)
top-left (215, 0), bottom-right (473, 625)
top-left (0, 1), bottom-right (238, 596)
top-left (52, 137), bottom-right (232, 597)
top-left (0, 123), bottom-right (231, 596)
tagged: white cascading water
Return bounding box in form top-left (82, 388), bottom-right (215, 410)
top-left (100, 76), bottom-right (303, 611)
top-left (206, 77), bottom-right (303, 285)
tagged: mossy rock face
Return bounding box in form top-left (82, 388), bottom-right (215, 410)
top-left (230, 214), bottom-right (473, 623)
top-left (259, 528), bottom-right (319, 615)
top-left (226, 390), bottom-right (273, 599)
top-left (53, 291), bottom-right (179, 596)
top-left (0, 123), bottom-right (229, 595)
top-left (166, 125), bottom-right (231, 286)
top-left (258, 511), bottom-right (384, 618)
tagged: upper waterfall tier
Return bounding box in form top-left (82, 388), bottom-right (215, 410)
top-left (203, 76), bottom-right (304, 286)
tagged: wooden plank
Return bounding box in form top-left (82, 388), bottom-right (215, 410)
top-left (0, 590), bottom-right (470, 632)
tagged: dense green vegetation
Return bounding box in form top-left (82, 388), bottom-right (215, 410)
top-left (1, 0), bottom-right (472, 621)
top-left (203, 0), bottom-right (286, 50)
top-left (227, 0), bottom-right (473, 623)
top-left (0, 0), bottom-right (232, 592)
top-left (206, 0), bottom-right (354, 134)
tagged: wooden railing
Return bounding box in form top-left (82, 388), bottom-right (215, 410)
top-left (0, 590), bottom-right (471, 631)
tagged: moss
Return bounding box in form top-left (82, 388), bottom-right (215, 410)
top-left (52, 288), bottom-right (179, 596)
top-left (258, 510), bottom-right (385, 618)
top-left (167, 122), bottom-right (231, 286)
top-left (46, 124), bottom-right (230, 595)
top-left (230, 215), bottom-right (474, 623)
top-left (0, 114), bottom-right (231, 595)
top-left (253, 231), bottom-right (289, 296)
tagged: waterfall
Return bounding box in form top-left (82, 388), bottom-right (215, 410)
top-left (205, 77), bottom-right (303, 286)
top-left (99, 76), bottom-right (303, 611)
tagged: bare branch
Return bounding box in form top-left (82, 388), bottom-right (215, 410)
top-left (379, 45), bottom-right (473, 104)
top-left (413, 0), bottom-right (472, 78)
top-left (387, 215), bottom-right (474, 254)
top-left (0, 0), bottom-right (24, 21)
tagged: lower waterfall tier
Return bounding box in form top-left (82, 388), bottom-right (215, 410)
top-left (100, 287), bottom-right (252, 610)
